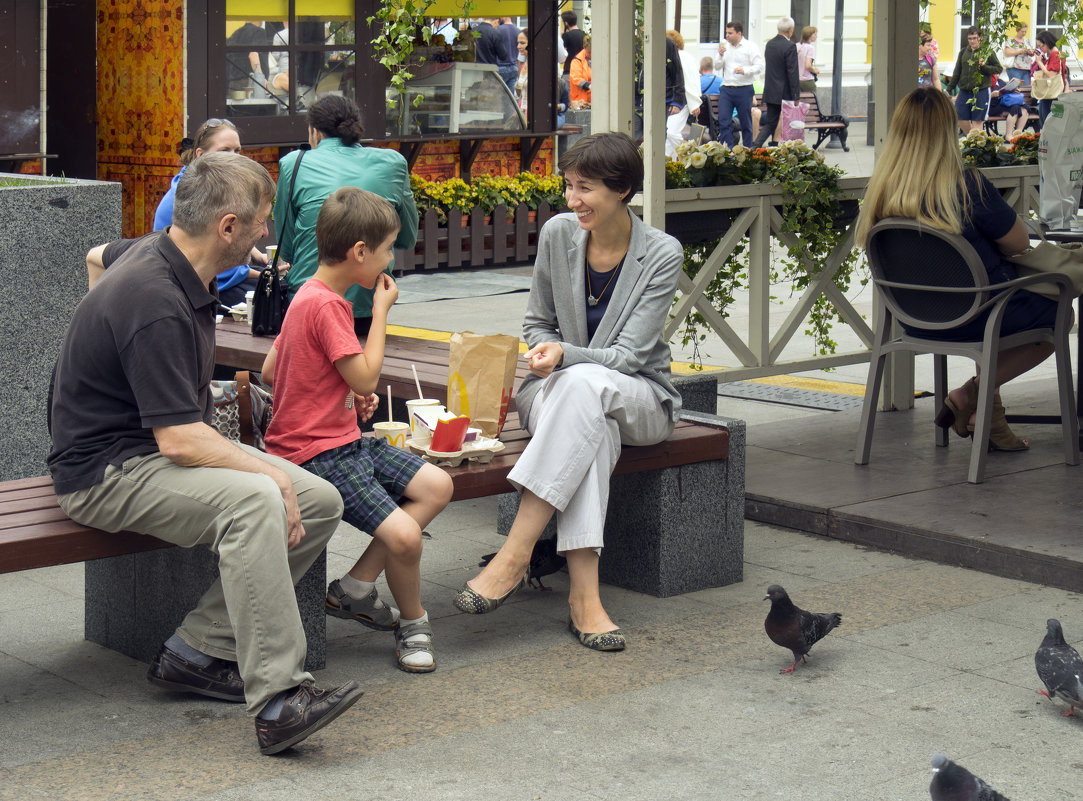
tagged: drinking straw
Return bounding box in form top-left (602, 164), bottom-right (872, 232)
top-left (411, 365), bottom-right (423, 399)
top-left (387, 385), bottom-right (393, 423)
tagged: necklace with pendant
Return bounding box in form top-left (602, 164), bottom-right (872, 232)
top-left (586, 256), bottom-right (625, 306)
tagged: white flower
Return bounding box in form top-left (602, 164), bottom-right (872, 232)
top-left (689, 152), bottom-right (708, 169)
top-left (675, 140), bottom-right (697, 159)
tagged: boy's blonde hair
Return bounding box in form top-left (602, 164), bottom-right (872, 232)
top-left (855, 87), bottom-right (974, 247)
top-left (316, 187), bottom-right (401, 265)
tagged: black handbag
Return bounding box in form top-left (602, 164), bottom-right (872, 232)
top-left (251, 149), bottom-right (305, 337)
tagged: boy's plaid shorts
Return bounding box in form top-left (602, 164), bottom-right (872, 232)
top-left (303, 437), bottom-right (425, 534)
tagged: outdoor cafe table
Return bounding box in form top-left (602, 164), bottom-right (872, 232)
top-left (1005, 226), bottom-right (1083, 438)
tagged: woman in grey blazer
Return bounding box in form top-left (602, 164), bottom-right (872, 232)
top-left (454, 133), bottom-right (684, 650)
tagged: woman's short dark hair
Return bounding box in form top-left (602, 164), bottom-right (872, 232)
top-left (1036, 30), bottom-right (1058, 49)
top-left (307, 95), bottom-right (365, 146)
top-left (557, 132), bottom-right (642, 203)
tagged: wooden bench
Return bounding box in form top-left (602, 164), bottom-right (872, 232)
top-left (983, 86), bottom-right (1041, 137)
top-left (0, 410), bottom-right (742, 662)
top-left (2, 325), bottom-right (742, 666)
top-left (708, 91), bottom-right (848, 150)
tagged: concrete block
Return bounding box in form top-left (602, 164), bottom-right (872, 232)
top-left (498, 412), bottom-right (745, 597)
top-left (85, 546), bottom-right (327, 671)
top-left (672, 371), bottom-right (718, 414)
top-left (0, 176), bottom-right (122, 481)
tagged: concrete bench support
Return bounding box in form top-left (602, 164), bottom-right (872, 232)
top-left (498, 411), bottom-right (745, 597)
top-left (85, 549), bottom-right (328, 671)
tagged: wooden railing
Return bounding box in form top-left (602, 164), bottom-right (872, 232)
top-left (648, 165), bottom-right (1040, 387)
top-left (394, 201), bottom-right (566, 272)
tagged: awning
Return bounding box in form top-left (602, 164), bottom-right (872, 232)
top-left (226, 0), bottom-right (528, 21)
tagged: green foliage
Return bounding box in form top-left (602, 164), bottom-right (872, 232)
top-left (669, 140), bottom-right (865, 360)
top-left (368, 0), bottom-right (436, 109)
top-left (410, 173), bottom-right (566, 223)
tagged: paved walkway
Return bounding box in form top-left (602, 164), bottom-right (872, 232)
top-left (3, 514), bottom-right (1081, 799)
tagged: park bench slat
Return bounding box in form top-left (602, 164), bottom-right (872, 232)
top-left (0, 519), bottom-right (170, 573)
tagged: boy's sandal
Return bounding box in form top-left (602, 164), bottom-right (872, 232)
top-left (325, 580), bottom-right (398, 631)
top-left (395, 619), bottom-right (436, 673)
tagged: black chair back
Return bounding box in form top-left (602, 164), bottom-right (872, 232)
top-left (865, 218), bottom-right (990, 331)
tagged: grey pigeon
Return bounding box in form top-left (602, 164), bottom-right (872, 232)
top-left (479, 538), bottom-right (566, 591)
top-left (1035, 618), bottom-right (1083, 716)
top-left (763, 584), bottom-right (841, 674)
top-left (929, 754), bottom-right (1010, 801)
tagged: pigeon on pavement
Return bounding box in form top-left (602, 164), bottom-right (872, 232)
top-left (479, 537), bottom-right (567, 591)
top-left (763, 584), bottom-right (841, 674)
top-left (1034, 618), bottom-right (1083, 717)
top-left (929, 754), bottom-right (1010, 801)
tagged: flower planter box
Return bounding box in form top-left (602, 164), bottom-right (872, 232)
top-left (395, 200), bottom-right (567, 271)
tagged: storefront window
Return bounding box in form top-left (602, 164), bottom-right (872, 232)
top-left (224, 3), bottom-right (357, 119)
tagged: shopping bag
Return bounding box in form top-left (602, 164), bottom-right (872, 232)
top-left (446, 331), bottom-right (520, 437)
top-left (1031, 74), bottom-right (1063, 100)
top-left (780, 99), bottom-right (809, 141)
top-left (209, 371), bottom-right (273, 448)
top-left (1037, 93), bottom-right (1083, 229)
top-left (1008, 239), bottom-right (1083, 301)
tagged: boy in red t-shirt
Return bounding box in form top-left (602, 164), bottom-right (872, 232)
top-left (263, 187), bottom-right (453, 673)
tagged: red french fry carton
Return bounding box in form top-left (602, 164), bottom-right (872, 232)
top-left (429, 415), bottom-right (470, 453)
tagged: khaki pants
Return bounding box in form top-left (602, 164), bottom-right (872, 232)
top-left (58, 444), bottom-right (343, 714)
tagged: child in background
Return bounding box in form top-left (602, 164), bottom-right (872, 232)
top-left (262, 187), bottom-right (453, 674)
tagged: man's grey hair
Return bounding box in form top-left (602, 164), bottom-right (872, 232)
top-left (172, 152), bottom-right (275, 236)
top-left (777, 16), bottom-right (795, 34)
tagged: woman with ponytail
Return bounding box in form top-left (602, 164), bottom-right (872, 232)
top-left (275, 95), bottom-right (419, 336)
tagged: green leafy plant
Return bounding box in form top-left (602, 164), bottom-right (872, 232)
top-left (369, 0), bottom-right (436, 109)
top-left (410, 172), bottom-right (566, 223)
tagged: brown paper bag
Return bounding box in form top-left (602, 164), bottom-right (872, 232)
top-left (447, 331), bottom-right (519, 437)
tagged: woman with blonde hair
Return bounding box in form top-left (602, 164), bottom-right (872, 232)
top-left (855, 87), bottom-right (1060, 451)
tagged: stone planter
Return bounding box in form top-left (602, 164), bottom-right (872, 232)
top-left (0, 175), bottom-right (122, 480)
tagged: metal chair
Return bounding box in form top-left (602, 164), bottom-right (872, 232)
top-left (855, 217), bottom-right (1079, 483)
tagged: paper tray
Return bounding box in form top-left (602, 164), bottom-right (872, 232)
top-left (405, 436), bottom-right (505, 466)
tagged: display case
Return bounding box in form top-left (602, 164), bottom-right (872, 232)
top-left (389, 62), bottom-right (526, 137)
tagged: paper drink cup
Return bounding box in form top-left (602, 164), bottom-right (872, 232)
top-left (405, 399), bottom-right (441, 444)
top-left (372, 421), bottom-right (411, 449)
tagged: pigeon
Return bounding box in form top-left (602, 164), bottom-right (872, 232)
top-left (763, 584), bottom-right (841, 674)
top-left (929, 753), bottom-right (1010, 801)
top-left (479, 537), bottom-right (567, 591)
top-left (1034, 618), bottom-right (1083, 716)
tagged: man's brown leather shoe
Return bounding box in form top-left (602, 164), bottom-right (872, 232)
top-left (146, 644), bottom-right (245, 703)
top-left (255, 681), bottom-right (364, 755)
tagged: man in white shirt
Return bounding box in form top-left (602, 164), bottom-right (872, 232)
top-left (714, 21), bottom-right (764, 147)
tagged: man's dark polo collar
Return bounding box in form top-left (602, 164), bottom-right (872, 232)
top-left (157, 228), bottom-right (221, 311)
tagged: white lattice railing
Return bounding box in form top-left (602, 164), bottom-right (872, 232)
top-left (647, 166), bottom-right (1040, 388)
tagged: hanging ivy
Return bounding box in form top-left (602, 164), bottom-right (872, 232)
top-left (668, 141), bottom-right (865, 362)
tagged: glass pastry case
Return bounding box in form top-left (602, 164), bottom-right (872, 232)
top-left (388, 62), bottom-right (526, 137)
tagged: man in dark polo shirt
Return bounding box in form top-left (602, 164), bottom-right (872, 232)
top-left (48, 152), bottom-right (362, 756)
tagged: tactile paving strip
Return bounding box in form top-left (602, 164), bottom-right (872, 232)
top-left (716, 380), bottom-right (865, 411)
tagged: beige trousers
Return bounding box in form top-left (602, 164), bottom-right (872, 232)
top-left (58, 444), bottom-right (343, 714)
